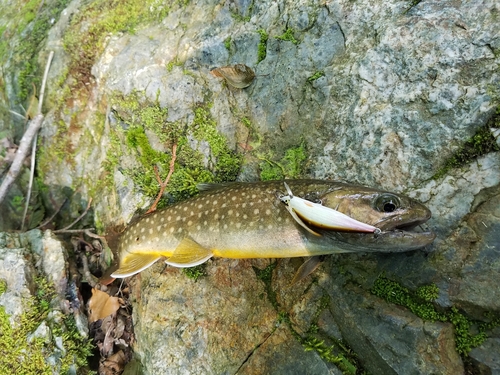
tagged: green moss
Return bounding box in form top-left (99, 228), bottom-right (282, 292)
top-left (371, 275), bottom-right (500, 356)
top-left (63, 0), bottom-right (176, 92)
top-left (432, 122), bottom-right (500, 180)
top-left (191, 104), bottom-right (242, 182)
top-left (0, 279), bottom-right (6, 295)
top-left (259, 142), bottom-right (307, 181)
top-left (307, 71), bottom-right (325, 82)
top-left (0, 277), bottom-right (93, 374)
top-left (257, 29), bottom-right (269, 63)
top-left (3, 0), bottom-right (71, 102)
top-left (109, 92), bottom-right (242, 203)
top-left (224, 37), bottom-right (231, 51)
top-left (253, 262), bottom-right (278, 308)
top-left (275, 28), bottom-right (299, 45)
top-left (182, 264), bottom-right (207, 281)
top-left (302, 337), bottom-right (357, 375)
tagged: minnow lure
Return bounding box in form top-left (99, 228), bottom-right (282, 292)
top-left (279, 182), bottom-right (381, 236)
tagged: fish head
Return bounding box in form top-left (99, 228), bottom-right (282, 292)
top-left (317, 185), bottom-right (435, 251)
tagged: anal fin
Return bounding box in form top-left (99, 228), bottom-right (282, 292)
top-left (165, 237), bottom-right (214, 268)
top-left (111, 253), bottom-right (162, 278)
top-left (290, 256), bottom-right (325, 285)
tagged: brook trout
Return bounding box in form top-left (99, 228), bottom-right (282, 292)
top-left (111, 180), bottom-right (435, 278)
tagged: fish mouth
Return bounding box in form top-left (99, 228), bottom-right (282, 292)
top-left (376, 215), bottom-right (436, 244)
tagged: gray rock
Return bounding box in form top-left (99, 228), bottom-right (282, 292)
top-left (469, 338), bottom-right (500, 375)
top-left (321, 281), bottom-right (464, 375)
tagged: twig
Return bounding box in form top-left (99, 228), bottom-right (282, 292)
top-left (20, 51), bottom-right (54, 229)
top-left (53, 197), bottom-right (93, 232)
top-left (52, 228), bottom-right (96, 234)
top-left (0, 51), bottom-right (53, 207)
top-left (36, 198), bottom-right (68, 229)
top-left (145, 143), bottom-right (177, 214)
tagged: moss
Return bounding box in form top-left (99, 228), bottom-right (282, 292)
top-left (0, 277), bottom-right (93, 374)
top-left (253, 262), bottom-right (278, 309)
top-left (432, 122), bottom-right (500, 180)
top-left (259, 142), bottom-right (307, 181)
top-left (257, 29), bottom-right (269, 63)
top-left (5, 0), bottom-right (70, 102)
top-left (0, 279), bottom-right (6, 295)
top-left (109, 92), bottom-right (242, 203)
top-left (302, 337), bottom-right (357, 375)
top-left (275, 28), bottom-right (299, 45)
top-left (307, 71), bottom-right (325, 82)
top-left (224, 37), bottom-right (231, 51)
top-left (371, 275), bottom-right (500, 356)
top-left (63, 0), bottom-right (176, 92)
top-left (182, 264), bottom-right (207, 281)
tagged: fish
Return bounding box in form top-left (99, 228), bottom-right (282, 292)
top-left (110, 179), bottom-right (435, 278)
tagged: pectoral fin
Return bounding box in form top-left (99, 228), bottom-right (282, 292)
top-left (111, 253), bottom-right (163, 278)
top-left (165, 237), bottom-right (214, 268)
top-left (290, 256), bottom-right (325, 285)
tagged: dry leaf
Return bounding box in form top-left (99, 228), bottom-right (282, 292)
top-left (210, 64), bottom-right (255, 88)
top-left (88, 288), bottom-right (120, 323)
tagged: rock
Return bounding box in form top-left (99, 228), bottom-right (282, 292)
top-left (469, 338), bottom-right (500, 375)
top-left (130, 258), bottom-right (277, 374)
top-left (0, 230), bottom-right (89, 373)
top-left (237, 325), bottom-right (341, 375)
top-left (321, 280), bottom-right (464, 375)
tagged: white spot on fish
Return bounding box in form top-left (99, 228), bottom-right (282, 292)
top-left (268, 224), bottom-right (273, 229)
top-left (197, 225), bottom-right (201, 230)
top-left (243, 214), bottom-right (248, 219)
top-left (198, 204), bottom-right (203, 209)
top-left (236, 212), bottom-right (240, 217)
top-left (252, 194), bottom-right (256, 198)
top-left (177, 228), bottom-right (183, 233)
top-left (236, 223), bottom-right (241, 229)
top-left (213, 200), bottom-right (218, 205)
top-left (224, 224), bottom-right (228, 229)
top-left (176, 216), bottom-right (181, 221)
top-left (141, 228), bottom-right (145, 233)
top-left (183, 207), bottom-right (188, 211)
top-left (221, 203), bottom-right (227, 208)
top-left (242, 203), bottom-right (247, 208)
top-left (228, 210), bottom-right (233, 216)
top-left (188, 220), bottom-right (193, 226)
top-left (214, 214), bottom-right (219, 220)
top-left (157, 225), bottom-right (162, 232)
top-left (204, 221), bottom-right (208, 226)
top-left (145, 218), bottom-right (150, 223)
top-left (168, 216), bottom-right (172, 221)
top-left (231, 196), bottom-right (236, 201)
top-left (266, 209), bottom-right (271, 215)
top-left (254, 209), bottom-right (259, 215)
top-left (161, 217), bottom-right (165, 222)
top-left (170, 227), bottom-right (175, 233)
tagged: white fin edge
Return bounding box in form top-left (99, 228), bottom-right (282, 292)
top-left (111, 254), bottom-right (162, 278)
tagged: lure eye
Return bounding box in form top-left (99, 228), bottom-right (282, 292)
top-left (375, 194), bottom-right (400, 213)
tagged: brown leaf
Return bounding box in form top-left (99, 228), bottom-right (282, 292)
top-left (88, 288), bottom-right (120, 323)
top-left (210, 64), bottom-right (256, 88)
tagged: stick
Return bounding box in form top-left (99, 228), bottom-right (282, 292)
top-left (145, 143), bottom-right (177, 214)
top-left (53, 197), bottom-right (93, 232)
top-left (20, 51), bottom-right (54, 229)
top-left (0, 51), bottom-right (54, 207)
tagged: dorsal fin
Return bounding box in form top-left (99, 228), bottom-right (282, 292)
top-left (197, 182), bottom-right (238, 192)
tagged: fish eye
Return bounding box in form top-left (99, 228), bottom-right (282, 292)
top-left (375, 194), bottom-right (400, 213)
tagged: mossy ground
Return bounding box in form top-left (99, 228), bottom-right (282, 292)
top-left (371, 275), bottom-right (500, 356)
top-left (0, 277), bottom-right (93, 374)
top-left (259, 142), bottom-right (307, 181)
